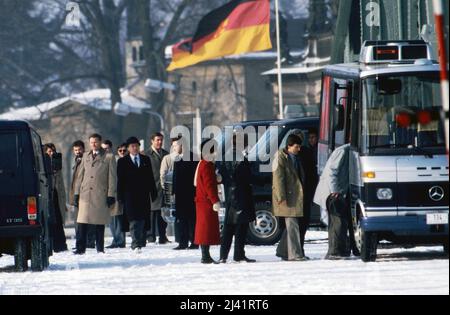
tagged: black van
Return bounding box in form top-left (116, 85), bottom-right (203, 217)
top-left (0, 121), bottom-right (52, 271)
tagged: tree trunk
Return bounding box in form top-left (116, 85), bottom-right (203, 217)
top-left (136, 0), bottom-right (166, 133)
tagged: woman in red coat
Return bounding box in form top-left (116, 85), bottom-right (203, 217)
top-left (194, 139), bottom-right (221, 264)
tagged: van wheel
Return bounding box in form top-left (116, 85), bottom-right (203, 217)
top-left (355, 220), bottom-right (378, 262)
top-left (14, 238), bottom-right (28, 272)
top-left (247, 204), bottom-right (282, 246)
top-left (31, 235), bottom-right (49, 272)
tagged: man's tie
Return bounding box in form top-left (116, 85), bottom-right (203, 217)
top-left (134, 156), bottom-right (139, 167)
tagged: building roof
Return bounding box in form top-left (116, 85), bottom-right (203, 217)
top-left (0, 89), bottom-right (151, 121)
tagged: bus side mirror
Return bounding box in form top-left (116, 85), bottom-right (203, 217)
top-left (334, 104), bottom-right (345, 131)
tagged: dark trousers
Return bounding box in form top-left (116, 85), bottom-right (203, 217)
top-left (109, 215), bottom-right (126, 247)
top-left (149, 210), bottom-right (168, 240)
top-left (87, 225), bottom-right (96, 247)
top-left (74, 207), bottom-right (96, 248)
top-left (76, 224), bottom-right (105, 253)
top-left (177, 217), bottom-right (196, 247)
top-left (220, 223), bottom-right (248, 261)
top-left (53, 205), bottom-right (68, 252)
top-left (346, 199), bottom-right (358, 253)
top-left (326, 195), bottom-right (356, 257)
top-left (130, 220), bottom-right (146, 249)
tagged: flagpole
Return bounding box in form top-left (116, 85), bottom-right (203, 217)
top-left (274, 0), bottom-right (285, 119)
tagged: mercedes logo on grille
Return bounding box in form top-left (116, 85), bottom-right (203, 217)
top-left (429, 186), bottom-right (445, 202)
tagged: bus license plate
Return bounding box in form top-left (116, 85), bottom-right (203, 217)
top-left (426, 213), bottom-right (449, 225)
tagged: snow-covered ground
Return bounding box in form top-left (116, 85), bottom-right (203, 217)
top-left (0, 231), bottom-right (448, 295)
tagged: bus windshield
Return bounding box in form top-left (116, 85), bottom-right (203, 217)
top-left (361, 73), bottom-right (445, 153)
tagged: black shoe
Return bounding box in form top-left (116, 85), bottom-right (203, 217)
top-left (188, 244), bottom-right (199, 250)
top-left (201, 257), bottom-right (219, 264)
top-left (87, 244), bottom-right (95, 249)
top-left (158, 237), bottom-right (170, 245)
top-left (173, 245), bottom-right (188, 250)
top-left (234, 257), bottom-right (256, 263)
top-left (352, 248), bottom-right (361, 257)
top-left (219, 259), bottom-right (227, 264)
top-left (106, 244), bottom-right (118, 249)
top-left (54, 247), bottom-right (68, 253)
top-left (97, 250), bottom-right (105, 254)
top-left (147, 236), bottom-right (156, 243)
top-left (118, 244), bottom-right (126, 249)
top-left (73, 250), bottom-right (85, 255)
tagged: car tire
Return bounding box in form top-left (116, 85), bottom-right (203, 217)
top-left (355, 219), bottom-right (378, 262)
top-left (14, 238), bottom-right (28, 272)
top-left (31, 234), bottom-right (49, 272)
top-left (247, 203), bottom-right (282, 246)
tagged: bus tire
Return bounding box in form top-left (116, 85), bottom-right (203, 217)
top-left (356, 219), bottom-right (378, 262)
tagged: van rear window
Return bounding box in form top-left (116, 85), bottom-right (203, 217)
top-left (0, 132), bottom-right (25, 196)
top-left (0, 132), bottom-right (19, 172)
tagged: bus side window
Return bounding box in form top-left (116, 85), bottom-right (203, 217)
top-left (333, 80), bottom-right (352, 148)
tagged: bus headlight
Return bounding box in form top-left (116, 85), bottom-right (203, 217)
top-left (377, 188), bottom-right (393, 200)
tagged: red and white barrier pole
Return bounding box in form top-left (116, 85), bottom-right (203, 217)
top-left (433, 0), bottom-right (449, 153)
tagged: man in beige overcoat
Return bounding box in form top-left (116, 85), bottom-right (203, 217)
top-left (73, 133), bottom-right (117, 254)
top-left (272, 134), bottom-right (306, 261)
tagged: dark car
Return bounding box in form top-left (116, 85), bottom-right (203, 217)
top-left (0, 121), bottom-right (52, 271)
top-left (244, 117), bottom-right (321, 245)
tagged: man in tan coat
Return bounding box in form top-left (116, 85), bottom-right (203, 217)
top-left (273, 134), bottom-right (306, 261)
top-left (73, 134), bottom-right (117, 254)
top-left (69, 140), bottom-right (96, 249)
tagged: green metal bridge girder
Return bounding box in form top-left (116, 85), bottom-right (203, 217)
top-left (331, 0), bottom-right (449, 64)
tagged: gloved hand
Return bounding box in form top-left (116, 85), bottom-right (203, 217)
top-left (107, 197), bottom-right (116, 208)
top-left (213, 202), bottom-right (221, 212)
top-left (74, 195), bottom-right (80, 208)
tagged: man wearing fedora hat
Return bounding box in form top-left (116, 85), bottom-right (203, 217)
top-left (117, 137), bottom-right (158, 252)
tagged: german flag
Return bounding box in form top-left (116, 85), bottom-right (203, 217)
top-left (167, 0), bottom-right (272, 71)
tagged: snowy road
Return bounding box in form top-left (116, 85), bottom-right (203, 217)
top-left (0, 231), bottom-right (448, 295)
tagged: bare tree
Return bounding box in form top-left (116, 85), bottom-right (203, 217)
top-left (78, 0), bottom-right (129, 107)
